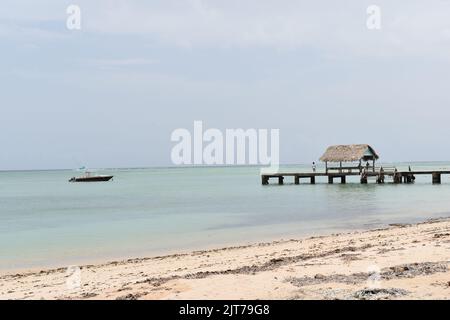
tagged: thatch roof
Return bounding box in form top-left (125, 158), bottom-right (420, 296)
top-left (319, 144), bottom-right (379, 162)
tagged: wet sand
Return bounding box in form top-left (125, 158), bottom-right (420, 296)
top-left (1, 218), bottom-right (450, 300)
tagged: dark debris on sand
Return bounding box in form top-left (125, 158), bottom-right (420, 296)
top-left (382, 262), bottom-right (448, 279)
top-left (353, 288), bottom-right (408, 300)
top-left (288, 261), bottom-right (449, 288)
top-left (115, 292), bottom-right (147, 300)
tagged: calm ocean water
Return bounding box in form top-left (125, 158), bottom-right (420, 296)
top-left (1, 162), bottom-right (450, 270)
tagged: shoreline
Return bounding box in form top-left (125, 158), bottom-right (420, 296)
top-left (0, 218), bottom-right (390, 274)
top-left (2, 214), bottom-right (441, 274)
top-left (1, 217), bottom-right (450, 300)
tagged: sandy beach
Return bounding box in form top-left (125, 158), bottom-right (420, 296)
top-left (1, 218), bottom-right (449, 300)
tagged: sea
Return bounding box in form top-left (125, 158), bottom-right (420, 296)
top-left (1, 162), bottom-right (450, 271)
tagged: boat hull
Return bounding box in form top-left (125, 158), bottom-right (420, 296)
top-left (69, 175), bottom-right (113, 182)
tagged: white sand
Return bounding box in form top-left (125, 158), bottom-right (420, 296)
top-left (1, 218), bottom-right (449, 300)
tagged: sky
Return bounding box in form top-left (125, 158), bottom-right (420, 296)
top-left (2, 0), bottom-right (450, 170)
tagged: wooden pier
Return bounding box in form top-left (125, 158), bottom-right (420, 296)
top-left (264, 145), bottom-right (450, 185)
top-left (261, 170), bottom-right (450, 185)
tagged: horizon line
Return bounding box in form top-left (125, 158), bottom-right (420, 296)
top-left (1, 160), bottom-right (450, 173)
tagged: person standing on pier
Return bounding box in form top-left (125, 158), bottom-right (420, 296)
top-left (378, 167), bottom-right (385, 183)
top-left (312, 162), bottom-right (316, 173)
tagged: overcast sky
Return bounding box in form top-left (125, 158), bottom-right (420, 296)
top-left (2, 1), bottom-right (450, 170)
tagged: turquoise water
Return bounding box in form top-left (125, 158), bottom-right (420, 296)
top-left (1, 162), bottom-right (450, 270)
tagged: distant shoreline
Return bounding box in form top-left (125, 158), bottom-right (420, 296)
top-left (2, 217), bottom-right (449, 300)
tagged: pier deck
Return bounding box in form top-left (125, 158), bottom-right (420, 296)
top-left (261, 170), bottom-right (450, 185)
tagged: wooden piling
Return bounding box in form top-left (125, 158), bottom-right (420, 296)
top-left (278, 176), bottom-right (284, 185)
top-left (405, 174), bottom-right (414, 184)
top-left (432, 172), bottom-right (441, 184)
top-left (261, 170), bottom-right (448, 185)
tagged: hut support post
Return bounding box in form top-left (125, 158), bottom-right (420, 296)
top-left (325, 162), bottom-right (328, 174)
top-left (372, 159), bottom-right (375, 172)
top-left (294, 176), bottom-right (299, 185)
top-left (328, 176), bottom-right (333, 184)
top-left (340, 176), bottom-right (346, 184)
top-left (310, 176), bottom-right (315, 184)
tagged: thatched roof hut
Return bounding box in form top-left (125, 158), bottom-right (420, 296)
top-left (320, 144), bottom-right (379, 163)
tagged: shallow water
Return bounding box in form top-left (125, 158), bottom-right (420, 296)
top-left (1, 162), bottom-right (450, 270)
